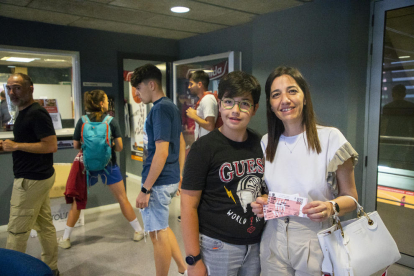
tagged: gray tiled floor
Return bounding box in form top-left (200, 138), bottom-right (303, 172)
top-left (0, 178), bottom-right (185, 276)
top-left (0, 177), bottom-right (413, 275)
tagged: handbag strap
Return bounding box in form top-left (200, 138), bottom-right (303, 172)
top-left (343, 195), bottom-right (362, 212)
top-left (336, 195), bottom-right (374, 233)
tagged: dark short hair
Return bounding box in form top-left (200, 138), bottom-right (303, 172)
top-left (218, 71), bottom-right (261, 105)
top-left (189, 70), bottom-right (210, 89)
top-left (0, 91), bottom-right (5, 98)
top-left (10, 73), bottom-right (33, 86)
top-left (392, 84), bottom-right (406, 98)
top-left (131, 64), bottom-right (162, 87)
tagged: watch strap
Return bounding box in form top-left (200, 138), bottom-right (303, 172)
top-left (141, 186), bottom-right (151, 194)
top-left (328, 201), bottom-right (339, 216)
top-left (185, 253), bottom-right (201, 265)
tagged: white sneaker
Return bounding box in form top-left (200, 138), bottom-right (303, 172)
top-left (134, 231), bottom-right (144, 241)
top-left (57, 237), bottom-right (71, 249)
top-left (178, 270), bottom-right (187, 276)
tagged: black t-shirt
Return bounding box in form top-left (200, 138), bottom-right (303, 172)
top-left (182, 129), bottom-right (266, 245)
top-left (73, 112), bottom-right (122, 165)
top-left (13, 102), bottom-right (56, 180)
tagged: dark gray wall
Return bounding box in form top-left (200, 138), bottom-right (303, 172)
top-left (179, 0), bottom-right (370, 199)
top-left (0, 17), bottom-right (178, 226)
top-left (0, 0), bottom-right (371, 226)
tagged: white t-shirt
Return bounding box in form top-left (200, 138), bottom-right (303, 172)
top-left (261, 126), bottom-right (353, 202)
top-left (195, 93), bottom-right (218, 139)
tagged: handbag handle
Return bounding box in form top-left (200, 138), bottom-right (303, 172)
top-left (334, 195), bottom-right (374, 237)
top-left (343, 195), bottom-right (362, 213)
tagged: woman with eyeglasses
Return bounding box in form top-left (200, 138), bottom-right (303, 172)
top-left (251, 66), bottom-right (359, 276)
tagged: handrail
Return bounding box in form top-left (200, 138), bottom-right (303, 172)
top-left (380, 135), bottom-right (414, 142)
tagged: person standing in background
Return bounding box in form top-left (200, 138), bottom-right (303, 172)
top-left (0, 89), bottom-right (11, 130)
top-left (186, 70), bottom-right (218, 140)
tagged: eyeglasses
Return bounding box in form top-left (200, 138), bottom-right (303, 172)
top-left (221, 98), bottom-right (253, 113)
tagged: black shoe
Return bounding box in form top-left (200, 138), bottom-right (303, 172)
top-left (52, 269), bottom-right (60, 276)
top-left (178, 216), bottom-right (181, 222)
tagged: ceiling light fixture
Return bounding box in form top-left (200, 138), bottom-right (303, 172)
top-left (399, 56), bottom-right (410, 59)
top-left (171, 6), bottom-right (190, 13)
top-left (4, 57), bottom-right (36, 62)
top-left (44, 59), bottom-right (67, 62)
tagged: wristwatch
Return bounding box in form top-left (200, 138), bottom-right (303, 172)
top-left (185, 254), bottom-right (201, 266)
top-left (141, 186), bottom-right (151, 194)
top-left (328, 201), bottom-right (340, 216)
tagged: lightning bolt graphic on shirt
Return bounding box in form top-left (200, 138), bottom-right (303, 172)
top-left (224, 186), bottom-right (236, 204)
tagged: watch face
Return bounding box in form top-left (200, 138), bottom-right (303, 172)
top-left (186, 256), bottom-right (195, 265)
top-left (335, 203), bottom-right (340, 213)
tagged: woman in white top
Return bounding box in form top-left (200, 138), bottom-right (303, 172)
top-left (251, 66), bottom-right (358, 276)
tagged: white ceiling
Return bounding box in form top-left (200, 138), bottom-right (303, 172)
top-left (0, 0), bottom-right (311, 40)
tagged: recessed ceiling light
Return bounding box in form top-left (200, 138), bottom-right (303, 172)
top-left (8, 66), bottom-right (16, 68)
top-left (4, 57), bottom-right (36, 62)
top-left (399, 56), bottom-right (410, 59)
top-left (171, 6), bottom-right (190, 13)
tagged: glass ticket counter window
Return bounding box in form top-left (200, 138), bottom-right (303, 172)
top-left (173, 51), bottom-right (241, 149)
top-left (0, 46), bottom-right (80, 136)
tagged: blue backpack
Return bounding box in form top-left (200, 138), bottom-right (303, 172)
top-left (81, 114), bottom-right (113, 187)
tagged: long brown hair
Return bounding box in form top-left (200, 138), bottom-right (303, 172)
top-left (84, 90), bottom-right (106, 121)
top-left (265, 66), bottom-right (321, 162)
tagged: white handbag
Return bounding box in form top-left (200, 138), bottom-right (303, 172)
top-left (317, 196), bottom-right (401, 276)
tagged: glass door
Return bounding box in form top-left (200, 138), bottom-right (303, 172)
top-left (172, 51), bottom-right (241, 149)
top-left (366, 0), bottom-right (414, 268)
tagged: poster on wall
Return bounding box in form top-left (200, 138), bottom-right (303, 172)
top-left (125, 71), bottom-right (146, 161)
top-left (34, 99), bottom-right (62, 130)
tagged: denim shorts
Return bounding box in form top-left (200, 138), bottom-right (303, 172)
top-left (140, 183), bottom-right (178, 232)
top-left (200, 234), bottom-right (261, 276)
top-left (89, 164), bottom-right (123, 186)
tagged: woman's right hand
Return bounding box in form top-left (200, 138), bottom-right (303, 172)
top-left (251, 196), bottom-right (268, 218)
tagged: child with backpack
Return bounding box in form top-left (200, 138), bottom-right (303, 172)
top-left (58, 90), bottom-right (144, 249)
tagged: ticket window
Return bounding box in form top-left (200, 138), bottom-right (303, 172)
top-left (0, 47), bottom-right (81, 135)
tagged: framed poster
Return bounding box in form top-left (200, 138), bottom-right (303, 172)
top-left (127, 74), bottom-right (146, 161)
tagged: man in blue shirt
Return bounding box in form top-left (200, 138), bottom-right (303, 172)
top-left (131, 64), bottom-right (187, 276)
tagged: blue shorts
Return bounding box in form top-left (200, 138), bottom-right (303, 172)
top-left (140, 183), bottom-right (178, 232)
top-left (89, 164), bottom-right (123, 186)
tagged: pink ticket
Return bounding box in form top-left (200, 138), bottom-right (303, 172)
top-left (264, 192), bottom-right (308, 221)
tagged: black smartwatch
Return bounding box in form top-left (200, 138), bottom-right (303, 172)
top-left (329, 201), bottom-right (340, 216)
top-left (185, 254), bottom-right (201, 266)
top-left (141, 186), bottom-right (151, 194)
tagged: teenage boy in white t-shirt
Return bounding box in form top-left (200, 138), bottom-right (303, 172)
top-left (186, 70), bottom-right (218, 139)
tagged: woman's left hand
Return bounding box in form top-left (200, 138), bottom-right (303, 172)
top-left (302, 201), bottom-right (333, 222)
